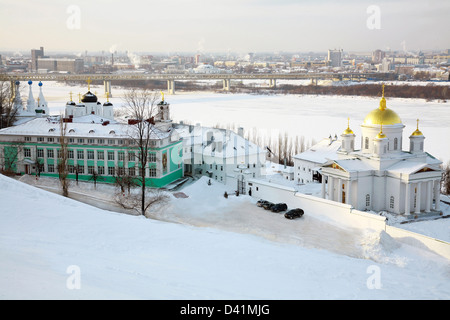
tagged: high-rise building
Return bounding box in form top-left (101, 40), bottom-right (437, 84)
top-left (372, 49), bottom-right (385, 63)
top-left (327, 49), bottom-right (342, 67)
top-left (31, 47), bottom-right (44, 72)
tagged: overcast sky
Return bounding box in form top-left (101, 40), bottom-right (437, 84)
top-left (1, 0), bottom-right (449, 54)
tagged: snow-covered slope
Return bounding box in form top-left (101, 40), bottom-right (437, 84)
top-left (0, 174), bottom-right (449, 299)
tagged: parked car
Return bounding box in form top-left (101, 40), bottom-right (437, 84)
top-left (262, 202), bottom-right (275, 210)
top-left (284, 208), bottom-right (304, 220)
top-left (256, 199), bottom-right (270, 207)
top-left (271, 203), bottom-right (288, 213)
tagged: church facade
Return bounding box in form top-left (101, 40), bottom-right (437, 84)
top-left (319, 86), bottom-right (442, 215)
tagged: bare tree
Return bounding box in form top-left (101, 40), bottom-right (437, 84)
top-left (58, 117), bottom-right (70, 197)
top-left (0, 81), bottom-right (18, 129)
top-left (441, 160), bottom-right (450, 195)
top-left (0, 141), bottom-right (23, 174)
top-left (122, 88), bottom-right (162, 216)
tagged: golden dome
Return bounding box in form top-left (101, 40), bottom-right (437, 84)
top-left (342, 118), bottom-right (354, 135)
top-left (411, 119), bottom-right (423, 136)
top-left (376, 131), bottom-right (387, 139)
top-left (363, 85), bottom-right (402, 126)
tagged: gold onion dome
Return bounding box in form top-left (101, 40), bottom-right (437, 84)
top-left (342, 118), bottom-right (354, 135)
top-left (411, 119), bottom-right (423, 136)
top-left (363, 85), bottom-right (402, 125)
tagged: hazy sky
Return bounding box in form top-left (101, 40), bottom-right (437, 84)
top-left (1, 0), bottom-right (449, 54)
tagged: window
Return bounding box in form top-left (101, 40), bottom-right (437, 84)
top-left (57, 149), bottom-right (62, 159)
top-left (68, 165), bottom-right (75, 174)
top-left (98, 139), bottom-right (104, 144)
top-left (118, 140), bottom-right (124, 145)
top-left (108, 167), bottom-right (115, 176)
top-left (107, 151), bottom-right (115, 161)
top-left (69, 138), bottom-right (74, 143)
top-left (88, 139), bottom-right (95, 144)
top-left (149, 168), bottom-right (156, 177)
top-left (410, 141), bottom-right (414, 151)
top-left (37, 137), bottom-right (44, 142)
top-left (88, 166), bottom-right (95, 175)
top-left (97, 166), bottom-right (105, 175)
top-left (68, 150), bottom-right (74, 159)
top-left (77, 150), bottom-right (84, 159)
top-left (37, 149), bottom-right (44, 158)
top-left (117, 167), bottom-right (125, 175)
top-left (77, 138), bottom-right (84, 144)
top-left (87, 150), bottom-right (94, 160)
top-left (77, 166), bottom-right (84, 174)
top-left (364, 137), bottom-right (369, 149)
top-left (118, 152), bottom-right (125, 161)
top-left (108, 139), bottom-right (115, 145)
top-left (128, 152), bottom-right (135, 162)
top-left (390, 196), bottom-right (394, 209)
top-left (47, 164), bottom-right (54, 173)
top-left (149, 153), bottom-right (156, 163)
top-left (128, 167), bottom-right (136, 176)
top-left (24, 137), bottom-right (31, 142)
top-left (47, 149), bottom-right (54, 158)
top-left (97, 150), bottom-right (104, 160)
top-left (24, 148), bottom-right (31, 157)
top-left (365, 194), bottom-right (371, 207)
top-left (394, 138), bottom-right (398, 150)
top-left (47, 137), bottom-right (54, 142)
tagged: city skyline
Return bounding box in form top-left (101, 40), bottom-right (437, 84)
top-left (1, 0), bottom-right (449, 54)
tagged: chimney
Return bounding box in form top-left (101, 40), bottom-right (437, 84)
top-left (238, 127), bottom-right (244, 137)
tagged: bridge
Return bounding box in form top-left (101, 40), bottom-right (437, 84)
top-left (0, 72), bottom-right (394, 97)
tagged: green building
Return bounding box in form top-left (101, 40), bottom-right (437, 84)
top-left (0, 114), bottom-right (183, 188)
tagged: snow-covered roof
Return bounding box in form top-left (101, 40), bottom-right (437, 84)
top-left (0, 117), bottom-right (173, 141)
top-left (386, 160), bottom-right (442, 175)
top-left (330, 158), bottom-right (374, 172)
top-left (293, 138), bottom-right (341, 164)
top-left (175, 124), bottom-right (266, 158)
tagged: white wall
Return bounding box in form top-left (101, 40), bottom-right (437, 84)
top-left (248, 178), bottom-right (450, 259)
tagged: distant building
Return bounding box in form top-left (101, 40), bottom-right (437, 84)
top-left (37, 58), bottom-right (84, 74)
top-left (31, 46), bottom-right (45, 72)
top-left (327, 49), bottom-right (343, 67)
top-left (372, 50), bottom-right (385, 63)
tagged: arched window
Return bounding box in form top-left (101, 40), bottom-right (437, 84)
top-left (410, 141), bottom-right (414, 151)
top-left (365, 194), bottom-right (371, 207)
top-left (394, 138), bottom-right (398, 150)
top-left (390, 196), bottom-right (394, 209)
top-left (365, 137), bottom-right (369, 149)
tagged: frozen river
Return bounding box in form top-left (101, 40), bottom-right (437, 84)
top-left (43, 83), bottom-right (450, 163)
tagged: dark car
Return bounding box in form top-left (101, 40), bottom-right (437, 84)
top-left (271, 203), bottom-right (288, 213)
top-left (256, 199), bottom-right (270, 207)
top-left (284, 208), bottom-right (304, 220)
top-left (262, 202), bottom-right (275, 210)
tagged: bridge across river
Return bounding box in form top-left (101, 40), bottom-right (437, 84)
top-left (0, 72), bottom-right (393, 96)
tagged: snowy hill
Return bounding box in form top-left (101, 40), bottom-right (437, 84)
top-left (0, 173), bottom-right (449, 299)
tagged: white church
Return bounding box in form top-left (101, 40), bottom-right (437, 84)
top-left (314, 86), bottom-right (443, 215)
